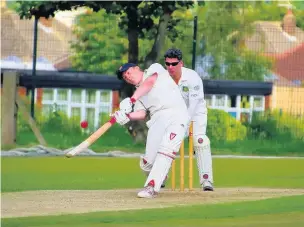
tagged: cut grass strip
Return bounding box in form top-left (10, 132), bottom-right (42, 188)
top-left (2, 195), bottom-right (304, 227)
top-left (1, 157), bottom-right (304, 192)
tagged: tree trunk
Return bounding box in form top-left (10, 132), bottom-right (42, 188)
top-left (144, 12), bottom-right (171, 68)
top-left (127, 3), bottom-right (139, 64)
top-left (121, 2), bottom-right (148, 144)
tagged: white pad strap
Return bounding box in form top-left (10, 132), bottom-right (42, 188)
top-left (144, 152), bottom-right (175, 192)
top-left (194, 135), bottom-right (213, 184)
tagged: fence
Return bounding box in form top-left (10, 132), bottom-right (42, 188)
top-left (205, 94), bottom-right (265, 121)
top-left (39, 88), bottom-right (113, 129)
top-left (1, 2), bottom-right (303, 153)
top-left (271, 86), bottom-right (304, 116)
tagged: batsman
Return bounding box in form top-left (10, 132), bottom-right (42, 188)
top-left (114, 62), bottom-right (190, 198)
top-left (164, 48), bottom-right (214, 191)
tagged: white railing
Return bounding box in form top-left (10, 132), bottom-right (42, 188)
top-left (36, 88), bottom-right (113, 129)
top-left (37, 90), bottom-right (264, 128)
top-left (205, 94), bottom-right (265, 121)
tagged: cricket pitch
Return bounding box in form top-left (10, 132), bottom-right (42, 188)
top-left (2, 187), bottom-right (304, 218)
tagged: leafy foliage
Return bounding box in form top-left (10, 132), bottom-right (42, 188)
top-left (247, 110), bottom-right (304, 141)
top-left (247, 1), bottom-right (304, 30)
top-left (207, 109), bottom-right (247, 142)
top-left (197, 1), bottom-right (273, 81)
top-left (70, 10), bottom-right (128, 74)
top-left (14, 1), bottom-right (196, 66)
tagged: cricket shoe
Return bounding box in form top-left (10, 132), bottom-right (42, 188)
top-left (202, 180), bottom-right (214, 191)
top-left (137, 185), bottom-right (157, 198)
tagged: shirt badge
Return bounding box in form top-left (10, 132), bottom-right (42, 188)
top-left (182, 86), bottom-right (189, 92)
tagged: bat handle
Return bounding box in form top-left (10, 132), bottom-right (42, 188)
top-left (130, 97), bottom-right (136, 103)
top-left (109, 117), bottom-right (116, 124)
top-left (110, 98), bottom-right (134, 124)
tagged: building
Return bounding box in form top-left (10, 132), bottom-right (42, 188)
top-left (245, 9), bottom-right (304, 115)
top-left (1, 3), bottom-right (116, 127)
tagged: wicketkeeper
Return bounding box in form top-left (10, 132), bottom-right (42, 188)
top-left (114, 62), bottom-right (190, 198)
top-left (164, 48), bottom-right (214, 191)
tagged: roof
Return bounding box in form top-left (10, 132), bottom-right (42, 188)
top-left (1, 69), bottom-right (273, 96)
top-left (245, 21), bottom-right (304, 55)
top-left (269, 43), bottom-right (304, 83)
top-left (245, 20), bottom-right (304, 86)
top-left (1, 7), bottom-right (74, 65)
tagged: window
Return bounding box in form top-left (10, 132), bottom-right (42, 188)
top-left (42, 89), bottom-right (53, 101)
top-left (100, 91), bottom-right (111, 102)
top-left (86, 108), bottom-right (95, 127)
top-left (71, 107), bottom-right (81, 117)
top-left (71, 89), bottom-right (82, 103)
top-left (241, 95), bottom-right (250, 108)
top-left (56, 105), bottom-right (67, 113)
top-left (215, 95), bottom-right (225, 107)
top-left (86, 89), bottom-right (96, 104)
top-left (57, 89), bottom-right (68, 101)
top-left (253, 97), bottom-right (263, 108)
top-left (205, 95), bottom-right (212, 107)
top-left (228, 95), bottom-right (237, 107)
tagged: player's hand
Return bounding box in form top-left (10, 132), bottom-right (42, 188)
top-left (119, 98), bottom-right (133, 114)
top-left (113, 110), bottom-right (130, 126)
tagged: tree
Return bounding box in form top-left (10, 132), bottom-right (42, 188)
top-left (14, 1), bottom-right (199, 143)
top-left (292, 0), bottom-right (304, 30)
top-left (15, 1), bottom-right (195, 66)
top-left (70, 9), bottom-right (128, 75)
top-left (196, 1), bottom-right (273, 81)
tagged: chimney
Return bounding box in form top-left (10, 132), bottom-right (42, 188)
top-left (282, 9), bottom-right (296, 36)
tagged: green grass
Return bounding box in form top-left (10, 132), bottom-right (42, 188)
top-left (2, 195), bottom-right (304, 227)
top-left (212, 139), bottom-right (304, 156)
top-left (8, 124), bottom-right (304, 156)
top-left (13, 124), bottom-right (145, 153)
top-left (1, 157), bottom-right (304, 192)
top-left (9, 107), bottom-right (304, 156)
top-left (2, 157), bottom-right (304, 227)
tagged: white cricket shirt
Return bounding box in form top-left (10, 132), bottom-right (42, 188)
top-left (134, 63), bottom-right (189, 127)
top-left (178, 67), bottom-right (207, 119)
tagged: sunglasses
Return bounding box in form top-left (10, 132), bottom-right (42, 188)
top-left (165, 61), bottom-right (180, 66)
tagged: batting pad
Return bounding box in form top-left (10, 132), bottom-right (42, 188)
top-left (144, 152), bottom-right (174, 192)
top-left (194, 135), bottom-right (213, 184)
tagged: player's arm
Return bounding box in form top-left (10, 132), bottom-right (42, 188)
top-left (128, 110), bottom-right (147, 120)
top-left (131, 73), bottom-right (158, 101)
top-left (188, 75), bottom-right (205, 118)
top-left (114, 109), bottom-right (147, 126)
top-left (188, 99), bottom-right (200, 118)
top-left (115, 99), bottom-right (147, 125)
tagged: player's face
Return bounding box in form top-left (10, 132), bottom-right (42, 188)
top-left (122, 66), bottom-right (142, 86)
top-left (165, 58), bottom-right (182, 77)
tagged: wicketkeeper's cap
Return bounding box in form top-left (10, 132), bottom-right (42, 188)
top-left (116, 63), bottom-right (137, 80)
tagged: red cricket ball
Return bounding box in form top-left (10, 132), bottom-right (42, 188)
top-left (80, 120), bottom-right (88, 129)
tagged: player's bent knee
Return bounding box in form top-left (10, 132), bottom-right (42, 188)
top-left (194, 135), bottom-right (210, 147)
top-left (158, 145), bottom-right (178, 159)
top-left (139, 156), bottom-right (153, 175)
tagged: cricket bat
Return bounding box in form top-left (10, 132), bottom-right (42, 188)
top-left (65, 117), bottom-right (116, 158)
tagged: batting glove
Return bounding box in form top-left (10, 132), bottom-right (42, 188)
top-left (113, 110), bottom-right (130, 126)
top-left (119, 98), bottom-right (133, 114)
